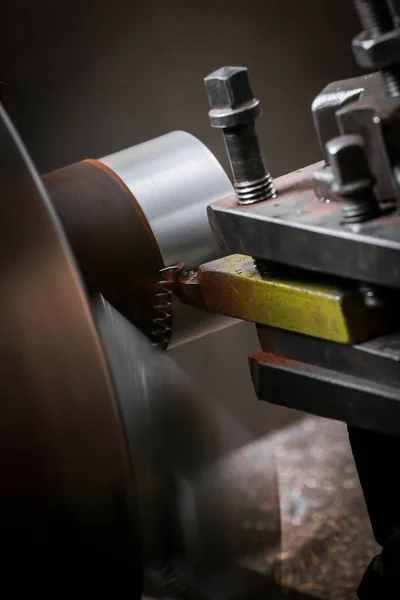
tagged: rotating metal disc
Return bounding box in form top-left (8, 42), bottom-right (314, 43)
top-left (94, 298), bottom-right (281, 596)
top-left (0, 104), bottom-right (140, 594)
top-left (0, 103), bottom-right (281, 597)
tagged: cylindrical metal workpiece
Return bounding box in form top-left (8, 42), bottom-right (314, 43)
top-left (100, 131), bottom-right (235, 346)
top-left (100, 131), bottom-right (232, 270)
top-left (45, 132), bottom-right (234, 346)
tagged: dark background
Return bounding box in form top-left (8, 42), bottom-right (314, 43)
top-left (1, 0), bottom-right (367, 435)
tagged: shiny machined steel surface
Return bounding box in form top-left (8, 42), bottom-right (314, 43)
top-left (100, 131), bottom-right (237, 346)
top-left (100, 131), bottom-right (232, 271)
top-left (0, 103), bottom-right (140, 593)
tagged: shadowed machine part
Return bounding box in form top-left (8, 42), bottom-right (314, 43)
top-left (4, 0), bottom-right (400, 597)
top-left (0, 102), bottom-right (282, 596)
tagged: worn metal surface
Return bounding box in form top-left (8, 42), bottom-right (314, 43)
top-left (43, 159), bottom-right (164, 338)
top-left (204, 67), bottom-right (275, 205)
top-left (0, 104), bottom-right (140, 592)
top-left (250, 348), bottom-right (400, 436)
top-left (262, 416), bottom-right (379, 599)
top-left (208, 163), bottom-right (400, 288)
top-left (259, 326), bottom-right (400, 383)
top-left (311, 73), bottom-right (379, 163)
top-left (257, 327), bottom-right (400, 388)
top-left (177, 254), bottom-right (391, 343)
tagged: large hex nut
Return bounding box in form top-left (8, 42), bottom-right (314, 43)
top-left (352, 29), bottom-right (400, 70)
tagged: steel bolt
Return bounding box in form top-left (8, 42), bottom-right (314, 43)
top-left (326, 134), bottom-right (380, 224)
top-left (204, 66), bottom-right (276, 205)
top-left (353, 0), bottom-right (400, 97)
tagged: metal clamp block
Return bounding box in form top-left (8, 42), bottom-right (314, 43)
top-left (311, 73), bottom-right (382, 163)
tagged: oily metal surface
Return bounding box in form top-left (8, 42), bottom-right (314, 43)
top-left (176, 254), bottom-right (390, 343)
top-left (100, 131), bottom-right (237, 347)
top-left (0, 104), bottom-right (140, 592)
top-left (208, 163), bottom-right (400, 289)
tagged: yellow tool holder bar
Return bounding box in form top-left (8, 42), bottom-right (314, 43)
top-left (177, 254), bottom-right (390, 344)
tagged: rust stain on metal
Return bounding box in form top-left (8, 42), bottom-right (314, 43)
top-left (175, 269), bottom-right (204, 309)
top-left (212, 162), bottom-right (342, 225)
top-left (251, 350), bottom-right (293, 367)
top-left (275, 162), bottom-right (323, 195)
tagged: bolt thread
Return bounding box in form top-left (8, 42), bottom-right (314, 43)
top-left (253, 257), bottom-right (278, 278)
top-left (383, 66), bottom-right (400, 98)
top-left (353, 0), bottom-right (400, 97)
top-left (223, 122), bottom-right (275, 205)
top-left (341, 191), bottom-right (379, 223)
top-left (354, 0), bottom-right (393, 36)
top-left (235, 174), bottom-right (276, 205)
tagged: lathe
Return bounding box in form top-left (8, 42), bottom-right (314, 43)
top-left (2, 0), bottom-right (400, 598)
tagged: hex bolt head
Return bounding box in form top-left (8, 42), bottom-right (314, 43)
top-left (326, 134), bottom-right (380, 223)
top-left (204, 66), bottom-right (275, 205)
top-left (205, 67), bottom-right (254, 110)
top-left (204, 67), bottom-right (260, 128)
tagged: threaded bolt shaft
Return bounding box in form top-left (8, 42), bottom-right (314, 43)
top-left (354, 0), bottom-right (393, 36)
top-left (204, 66), bottom-right (276, 205)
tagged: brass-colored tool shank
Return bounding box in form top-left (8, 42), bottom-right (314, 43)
top-left (176, 254), bottom-right (390, 344)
